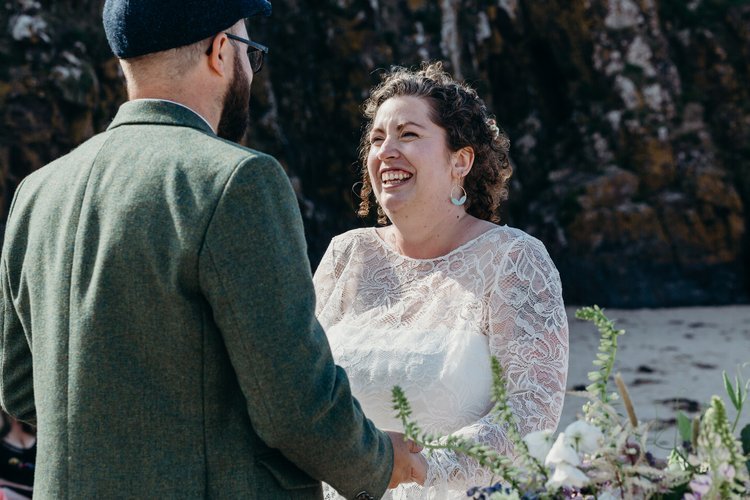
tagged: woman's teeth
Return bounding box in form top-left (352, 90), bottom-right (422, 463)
top-left (381, 171), bottom-right (412, 185)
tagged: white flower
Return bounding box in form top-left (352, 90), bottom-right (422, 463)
top-left (523, 429), bottom-right (555, 462)
top-left (545, 462), bottom-right (590, 490)
top-left (718, 463), bottom-right (735, 481)
top-left (545, 432), bottom-right (581, 467)
top-left (564, 420), bottom-right (603, 454)
top-left (689, 474), bottom-right (712, 495)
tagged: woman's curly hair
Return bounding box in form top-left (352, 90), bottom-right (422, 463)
top-left (357, 61), bottom-right (512, 225)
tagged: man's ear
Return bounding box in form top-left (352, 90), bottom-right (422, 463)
top-left (207, 33), bottom-right (232, 77)
top-left (453, 146), bottom-right (475, 178)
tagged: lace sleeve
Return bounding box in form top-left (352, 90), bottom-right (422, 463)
top-left (312, 238), bottom-right (338, 317)
top-left (423, 234), bottom-right (569, 493)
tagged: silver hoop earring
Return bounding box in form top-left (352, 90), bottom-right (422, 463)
top-left (450, 184), bottom-right (467, 206)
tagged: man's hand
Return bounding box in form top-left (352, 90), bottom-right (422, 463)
top-left (386, 431), bottom-right (427, 488)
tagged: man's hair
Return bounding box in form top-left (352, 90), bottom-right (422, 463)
top-left (120, 37), bottom-right (211, 83)
top-left (120, 23), bottom-right (243, 84)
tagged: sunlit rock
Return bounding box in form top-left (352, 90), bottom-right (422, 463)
top-left (604, 0), bottom-right (642, 30)
top-left (10, 14), bottom-right (50, 43)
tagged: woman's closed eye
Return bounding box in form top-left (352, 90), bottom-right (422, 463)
top-left (370, 131), bottom-right (418, 145)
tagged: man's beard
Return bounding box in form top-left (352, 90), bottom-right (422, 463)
top-left (217, 54), bottom-right (251, 143)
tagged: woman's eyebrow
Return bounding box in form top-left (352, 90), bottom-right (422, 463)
top-left (371, 121), bottom-right (427, 133)
top-left (397, 121), bottom-right (427, 130)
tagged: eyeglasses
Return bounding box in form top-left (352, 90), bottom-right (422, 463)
top-left (225, 33), bottom-right (268, 74)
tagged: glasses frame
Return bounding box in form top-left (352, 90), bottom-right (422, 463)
top-left (224, 33), bottom-right (268, 74)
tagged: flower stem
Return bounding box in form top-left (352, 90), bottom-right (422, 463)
top-left (615, 373), bottom-right (638, 427)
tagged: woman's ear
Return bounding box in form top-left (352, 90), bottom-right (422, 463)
top-left (453, 146), bottom-right (475, 179)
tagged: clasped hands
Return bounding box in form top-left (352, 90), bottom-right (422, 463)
top-left (386, 431), bottom-right (427, 488)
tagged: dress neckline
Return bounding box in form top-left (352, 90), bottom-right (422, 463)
top-left (368, 225), bottom-right (503, 263)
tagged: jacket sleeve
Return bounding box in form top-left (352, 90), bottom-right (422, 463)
top-left (198, 153), bottom-right (392, 499)
top-left (421, 234), bottom-right (569, 494)
top-left (0, 181), bottom-right (37, 425)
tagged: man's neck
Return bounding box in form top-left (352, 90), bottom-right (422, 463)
top-left (132, 98), bottom-right (215, 132)
top-left (127, 87), bottom-right (221, 132)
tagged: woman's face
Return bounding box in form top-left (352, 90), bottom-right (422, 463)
top-left (367, 96), bottom-right (459, 220)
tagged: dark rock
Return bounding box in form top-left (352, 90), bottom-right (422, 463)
top-left (659, 397), bottom-right (701, 413)
top-left (631, 378), bottom-right (660, 386)
top-left (692, 362), bottom-right (718, 370)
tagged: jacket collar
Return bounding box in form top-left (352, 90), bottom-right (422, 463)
top-left (107, 99), bottom-right (215, 135)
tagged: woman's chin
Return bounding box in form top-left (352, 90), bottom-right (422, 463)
top-left (379, 198), bottom-right (408, 219)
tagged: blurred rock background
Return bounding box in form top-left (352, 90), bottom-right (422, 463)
top-left (1, 0), bottom-right (749, 307)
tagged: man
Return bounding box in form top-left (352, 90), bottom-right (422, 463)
top-left (0, 0), bottom-right (426, 498)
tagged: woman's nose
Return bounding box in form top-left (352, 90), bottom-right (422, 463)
top-left (376, 135), bottom-right (399, 161)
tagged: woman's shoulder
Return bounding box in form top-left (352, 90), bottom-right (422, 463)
top-left (479, 225), bottom-right (560, 277)
top-left (482, 225), bottom-right (550, 253)
top-left (484, 226), bottom-right (561, 281)
top-left (326, 227), bottom-right (378, 259)
top-left (329, 227), bottom-right (375, 246)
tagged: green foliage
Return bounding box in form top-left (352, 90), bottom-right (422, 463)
top-left (575, 305), bottom-right (624, 403)
top-left (697, 396), bottom-right (749, 497)
top-left (677, 411), bottom-right (692, 444)
top-left (741, 424), bottom-right (750, 474)
top-left (391, 307), bottom-right (750, 498)
top-left (392, 382), bottom-right (522, 489)
top-left (392, 357), bottom-right (552, 492)
top-left (722, 369), bottom-right (749, 432)
top-left (488, 357), bottom-right (548, 482)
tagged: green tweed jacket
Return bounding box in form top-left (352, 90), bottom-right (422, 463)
top-left (0, 100), bottom-right (392, 499)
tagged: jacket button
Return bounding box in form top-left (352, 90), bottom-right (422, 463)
top-left (354, 491), bottom-right (374, 500)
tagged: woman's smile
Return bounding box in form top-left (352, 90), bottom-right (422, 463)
top-left (380, 169), bottom-right (413, 187)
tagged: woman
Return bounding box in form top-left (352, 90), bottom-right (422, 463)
top-left (314, 62), bottom-right (568, 499)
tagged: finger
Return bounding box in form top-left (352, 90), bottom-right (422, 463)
top-left (411, 465), bottom-right (426, 485)
top-left (389, 463), bottom-right (407, 486)
top-left (412, 454), bottom-right (427, 485)
top-left (413, 471), bottom-right (425, 485)
top-left (390, 466), bottom-right (410, 488)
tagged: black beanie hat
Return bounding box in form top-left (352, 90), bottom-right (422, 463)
top-left (103, 0), bottom-right (272, 59)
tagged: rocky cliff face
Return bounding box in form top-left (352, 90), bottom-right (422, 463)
top-left (2, 0), bottom-right (748, 307)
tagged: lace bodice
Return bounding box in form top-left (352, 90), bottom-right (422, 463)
top-left (313, 226), bottom-right (568, 499)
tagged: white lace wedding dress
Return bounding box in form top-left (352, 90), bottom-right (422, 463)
top-left (313, 225), bottom-right (568, 499)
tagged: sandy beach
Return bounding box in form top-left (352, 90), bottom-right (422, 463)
top-left (561, 305), bottom-right (750, 455)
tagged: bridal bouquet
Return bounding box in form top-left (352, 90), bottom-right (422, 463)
top-left (392, 306), bottom-right (750, 499)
